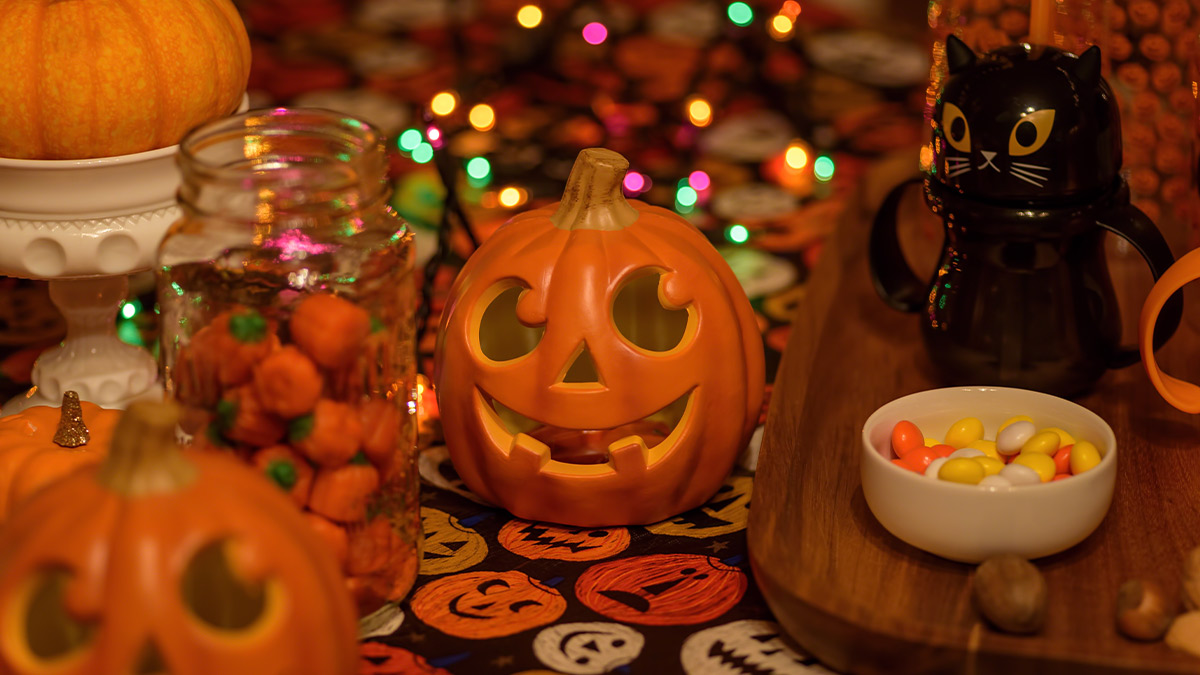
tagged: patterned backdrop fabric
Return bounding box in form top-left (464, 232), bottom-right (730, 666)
top-left (0, 0), bottom-right (931, 672)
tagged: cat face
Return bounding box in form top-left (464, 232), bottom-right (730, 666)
top-left (933, 37), bottom-right (1121, 205)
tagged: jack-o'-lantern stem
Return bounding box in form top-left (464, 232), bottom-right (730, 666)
top-left (97, 401), bottom-right (196, 496)
top-left (551, 148), bottom-right (640, 231)
top-left (53, 391), bottom-right (90, 448)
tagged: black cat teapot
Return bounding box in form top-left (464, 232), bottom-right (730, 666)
top-left (871, 36), bottom-right (1182, 397)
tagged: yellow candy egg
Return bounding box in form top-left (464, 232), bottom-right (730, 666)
top-left (1040, 426), bottom-right (1076, 447)
top-left (967, 439), bottom-right (1000, 460)
top-left (1070, 440), bottom-right (1101, 474)
top-left (1012, 453), bottom-right (1056, 482)
top-left (939, 457), bottom-right (986, 485)
top-left (944, 417), bottom-right (985, 449)
top-left (998, 415), bottom-right (1034, 433)
top-left (1020, 430), bottom-right (1061, 456)
top-left (924, 437), bottom-right (939, 447)
top-left (973, 456), bottom-right (1005, 476)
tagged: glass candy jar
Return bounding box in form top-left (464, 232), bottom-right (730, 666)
top-left (157, 108), bottom-right (419, 616)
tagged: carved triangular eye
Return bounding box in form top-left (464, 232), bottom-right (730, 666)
top-left (478, 284), bottom-right (544, 362)
top-left (22, 568), bottom-right (95, 662)
top-left (612, 273), bottom-right (690, 353)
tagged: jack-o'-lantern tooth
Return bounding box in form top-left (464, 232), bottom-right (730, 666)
top-left (511, 433), bottom-right (551, 471)
top-left (608, 436), bottom-right (650, 474)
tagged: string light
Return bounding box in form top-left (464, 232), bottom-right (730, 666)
top-left (814, 155), bottom-right (835, 182)
top-left (426, 126), bottom-right (442, 143)
top-left (412, 142), bottom-right (434, 164)
top-left (516, 4), bottom-right (543, 28)
top-left (769, 14), bottom-right (794, 39)
top-left (466, 157), bottom-right (491, 181)
top-left (688, 170), bottom-right (711, 191)
top-left (430, 91), bottom-right (457, 116)
top-left (785, 143), bottom-right (808, 170)
top-left (781, 0), bottom-right (802, 18)
top-left (582, 22), bottom-right (608, 45)
top-left (727, 1), bottom-right (754, 26)
top-left (498, 187), bottom-right (525, 207)
top-left (676, 185), bottom-right (698, 207)
top-left (121, 302), bottom-right (137, 319)
top-left (624, 171), bottom-right (646, 192)
top-left (398, 128), bottom-right (422, 151)
top-left (725, 223), bottom-right (750, 244)
top-left (469, 104), bottom-right (496, 132)
top-left (687, 97), bottom-right (713, 127)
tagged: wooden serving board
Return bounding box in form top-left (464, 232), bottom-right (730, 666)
top-left (746, 160), bottom-right (1200, 675)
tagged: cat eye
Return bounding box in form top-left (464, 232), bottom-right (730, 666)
top-left (1008, 109), bottom-right (1056, 157)
top-left (941, 103), bottom-right (971, 153)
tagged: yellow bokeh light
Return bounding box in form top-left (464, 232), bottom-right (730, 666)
top-left (498, 187), bottom-right (523, 208)
top-left (517, 5), bottom-right (543, 28)
top-left (785, 144), bottom-right (808, 170)
top-left (687, 98), bottom-right (713, 127)
top-left (431, 91), bottom-right (457, 116)
top-left (770, 14), bottom-right (794, 38)
top-left (469, 104), bottom-right (496, 131)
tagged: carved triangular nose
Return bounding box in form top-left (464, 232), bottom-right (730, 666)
top-left (559, 342), bottom-right (601, 384)
top-left (135, 639), bottom-right (167, 674)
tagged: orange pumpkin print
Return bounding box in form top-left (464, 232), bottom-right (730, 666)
top-left (359, 643), bottom-right (454, 675)
top-left (410, 570), bottom-right (567, 639)
top-left (498, 519), bottom-right (630, 561)
top-left (574, 553), bottom-right (747, 625)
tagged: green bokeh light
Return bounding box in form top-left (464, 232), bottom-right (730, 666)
top-left (727, 1), bottom-right (754, 26)
top-left (814, 155), bottom-right (835, 182)
top-left (726, 223), bottom-right (750, 244)
top-left (398, 128), bottom-right (423, 151)
top-left (412, 142), bottom-right (434, 164)
top-left (676, 186), bottom-right (698, 207)
top-left (121, 302), bottom-right (136, 319)
top-left (466, 156), bottom-right (491, 180)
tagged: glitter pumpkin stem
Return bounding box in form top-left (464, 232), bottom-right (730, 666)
top-left (53, 391), bottom-right (90, 448)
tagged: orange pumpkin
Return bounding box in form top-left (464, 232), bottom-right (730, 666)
top-left (434, 148), bottom-right (764, 526)
top-left (0, 401), bottom-right (358, 674)
top-left (0, 391), bottom-right (119, 522)
top-left (574, 553), bottom-right (747, 625)
top-left (0, 0), bottom-right (250, 159)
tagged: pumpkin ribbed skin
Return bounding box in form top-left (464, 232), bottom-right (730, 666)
top-left (0, 0), bottom-right (250, 159)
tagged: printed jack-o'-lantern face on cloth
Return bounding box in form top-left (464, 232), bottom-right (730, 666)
top-left (410, 570), bottom-right (567, 639)
top-left (419, 507), bottom-right (488, 575)
top-left (680, 620), bottom-right (833, 675)
top-left (534, 622), bottom-right (645, 675)
top-left (499, 519), bottom-right (630, 561)
top-left (575, 553), bottom-right (747, 626)
top-left (646, 474), bottom-right (752, 538)
top-left (435, 148), bottom-right (764, 527)
top-left (359, 642), bottom-right (456, 675)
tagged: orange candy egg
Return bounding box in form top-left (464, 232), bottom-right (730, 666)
top-left (891, 420), bottom-right (924, 458)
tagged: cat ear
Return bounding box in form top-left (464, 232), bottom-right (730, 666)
top-left (1075, 45), bottom-right (1102, 85)
top-left (946, 35), bottom-right (977, 74)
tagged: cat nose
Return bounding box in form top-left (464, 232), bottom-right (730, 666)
top-left (981, 150), bottom-right (998, 161)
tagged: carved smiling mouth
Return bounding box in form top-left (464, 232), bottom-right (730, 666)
top-left (478, 389), bottom-right (693, 467)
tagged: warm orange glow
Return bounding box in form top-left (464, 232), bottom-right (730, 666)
top-left (516, 5), bottom-right (543, 28)
top-left (769, 14), bottom-right (794, 39)
top-left (784, 144), bottom-right (808, 170)
top-left (687, 98), bottom-right (713, 127)
top-left (431, 91), bottom-right (457, 116)
top-left (469, 104), bottom-right (495, 131)
top-left (498, 187), bottom-right (525, 208)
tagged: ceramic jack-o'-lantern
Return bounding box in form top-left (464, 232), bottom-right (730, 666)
top-left (435, 148), bottom-right (764, 526)
top-left (0, 400), bottom-right (358, 675)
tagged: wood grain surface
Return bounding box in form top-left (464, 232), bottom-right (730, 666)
top-left (747, 158), bottom-right (1200, 674)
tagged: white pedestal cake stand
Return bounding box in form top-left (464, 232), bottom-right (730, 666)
top-left (0, 144), bottom-right (182, 414)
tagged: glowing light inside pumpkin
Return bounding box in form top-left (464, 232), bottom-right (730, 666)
top-left (469, 104), bottom-right (496, 131)
top-left (785, 144), bottom-right (809, 170)
top-left (431, 91), bottom-right (458, 116)
top-left (688, 170), bottom-right (710, 191)
top-left (412, 142), bottom-right (434, 164)
top-left (398, 128), bottom-right (423, 151)
top-left (726, 223), bottom-right (750, 244)
top-left (466, 157), bottom-right (491, 181)
top-left (517, 5), bottom-right (543, 28)
top-left (687, 98), bottom-right (713, 127)
top-left (727, 2), bottom-right (754, 26)
top-left (583, 22), bottom-right (608, 45)
top-left (814, 155), bottom-right (835, 182)
top-left (624, 171), bottom-right (646, 193)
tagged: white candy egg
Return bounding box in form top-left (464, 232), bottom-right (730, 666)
top-left (979, 474), bottom-right (1013, 489)
top-left (998, 462), bottom-right (1041, 486)
top-left (925, 457), bottom-right (948, 480)
top-left (996, 420), bottom-right (1036, 456)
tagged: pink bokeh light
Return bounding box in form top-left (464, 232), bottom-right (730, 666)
top-left (623, 171), bottom-right (646, 192)
top-left (688, 170), bottom-right (711, 191)
top-left (582, 22), bottom-right (608, 45)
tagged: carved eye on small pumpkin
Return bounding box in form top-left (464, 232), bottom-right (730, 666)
top-left (477, 284), bottom-right (545, 363)
top-left (1009, 109), bottom-right (1055, 157)
top-left (612, 272), bottom-right (692, 354)
top-left (181, 541), bottom-right (272, 632)
top-left (15, 569), bottom-right (95, 666)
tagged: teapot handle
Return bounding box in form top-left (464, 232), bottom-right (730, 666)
top-left (1139, 245), bottom-right (1200, 412)
top-left (1099, 202), bottom-right (1182, 370)
top-left (868, 178), bottom-right (927, 312)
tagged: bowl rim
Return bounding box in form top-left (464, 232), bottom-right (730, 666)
top-left (0, 143), bottom-right (179, 170)
top-left (860, 385), bottom-right (1117, 494)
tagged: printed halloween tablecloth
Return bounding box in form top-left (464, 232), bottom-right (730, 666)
top-left (0, 0), bottom-right (932, 672)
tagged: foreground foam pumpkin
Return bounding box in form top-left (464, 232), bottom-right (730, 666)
top-left (0, 0), bottom-right (250, 159)
top-left (435, 148), bottom-right (764, 526)
top-left (0, 391), bottom-right (119, 522)
top-left (0, 401), bottom-right (357, 674)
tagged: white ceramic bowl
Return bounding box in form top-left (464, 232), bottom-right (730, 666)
top-left (861, 386), bottom-right (1117, 563)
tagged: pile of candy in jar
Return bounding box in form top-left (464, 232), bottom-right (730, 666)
top-left (890, 416), bottom-right (1102, 487)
